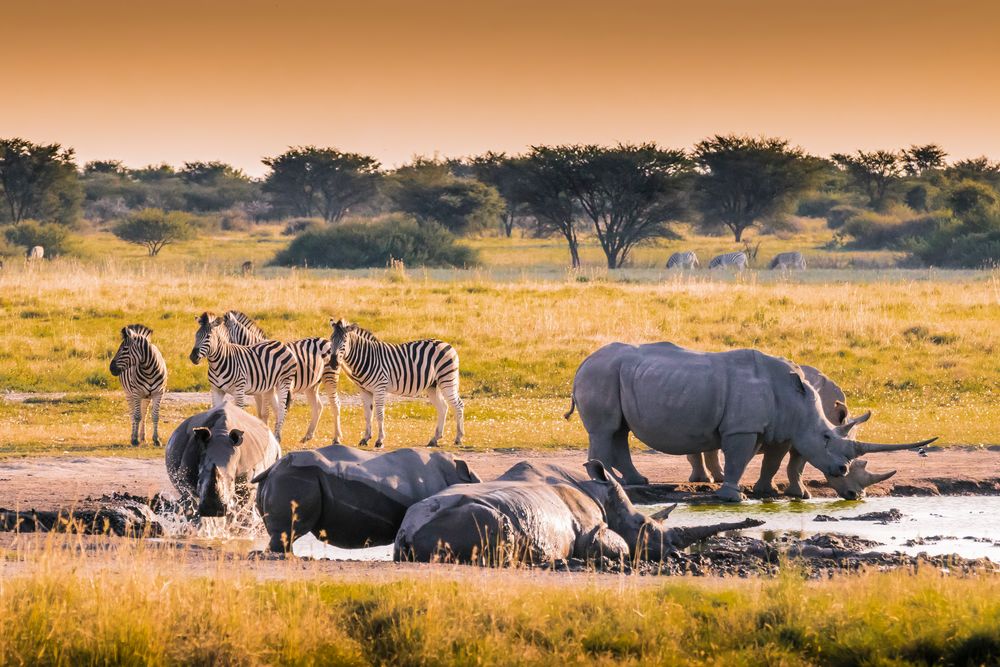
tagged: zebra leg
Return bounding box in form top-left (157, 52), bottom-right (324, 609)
top-left (426, 388), bottom-right (448, 447)
top-left (150, 392), bottom-right (164, 447)
top-left (373, 386), bottom-right (388, 449)
top-left (445, 389), bottom-right (465, 446)
top-left (273, 385), bottom-right (290, 443)
top-left (255, 393), bottom-right (270, 425)
top-left (325, 378), bottom-right (343, 446)
top-left (358, 390), bottom-right (373, 447)
top-left (138, 398), bottom-right (149, 444)
top-left (210, 387), bottom-right (227, 408)
top-left (687, 453), bottom-right (713, 483)
top-left (300, 385), bottom-right (323, 444)
top-left (127, 395), bottom-right (142, 447)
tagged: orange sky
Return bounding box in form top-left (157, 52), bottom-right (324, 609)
top-left (5, 0), bottom-right (999, 176)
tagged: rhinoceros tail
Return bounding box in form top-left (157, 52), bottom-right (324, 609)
top-left (563, 395), bottom-right (576, 420)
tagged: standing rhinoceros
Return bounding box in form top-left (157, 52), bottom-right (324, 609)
top-left (165, 403), bottom-right (282, 518)
top-left (566, 343), bottom-right (935, 501)
top-left (394, 460), bottom-right (763, 565)
top-left (253, 444), bottom-right (480, 552)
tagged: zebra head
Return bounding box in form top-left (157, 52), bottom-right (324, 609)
top-left (190, 313), bottom-right (226, 364)
top-left (110, 324), bottom-right (152, 376)
top-left (192, 426), bottom-right (245, 517)
top-left (223, 310), bottom-right (267, 346)
top-left (329, 318), bottom-right (354, 358)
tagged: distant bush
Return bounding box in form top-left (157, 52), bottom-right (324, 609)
top-left (797, 193), bottom-right (853, 218)
top-left (908, 226), bottom-right (1000, 268)
top-left (842, 211), bottom-right (949, 250)
top-left (282, 217), bottom-right (325, 236)
top-left (112, 208), bottom-right (196, 256)
top-left (3, 220), bottom-right (73, 256)
top-left (272, 215), bottom-right (477, 268)
top-left (825, 205), bottom-right (865, 229)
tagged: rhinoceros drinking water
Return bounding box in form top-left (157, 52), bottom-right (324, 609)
top-left (566, 343), bottom-right (936, 502)
top-left (253, 444), bottom-right (480, 552)
top-left (394, 460), bottom-right (763, 565)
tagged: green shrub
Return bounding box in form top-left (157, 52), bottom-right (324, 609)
top-left (111, 208), bottom-right (196, 256)
top-left (843, 210), bottom-right (949, 249)
top-left (797, 193), bottom-right (852, 218)
top-left (824, 204), bottom-right (865, 229)
top-left (272, 214), bottom-right (477, 268)
top-left (909, 229), bottom-right (1000, 267)
top-left (282, 217), bottom-right (325, 236)
top-left (3, 220), bottom-right (74, 255)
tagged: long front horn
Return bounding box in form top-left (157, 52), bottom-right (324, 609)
top-left (853, 437), bottom-right (938, 456)
top-left (665, 518), bottom-right (765, 550)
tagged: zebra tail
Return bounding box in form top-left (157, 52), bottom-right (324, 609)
top-left (563, 394), bottom-right (576, 420)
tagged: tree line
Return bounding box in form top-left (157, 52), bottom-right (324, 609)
top-left (1, 136), bottom-right (998, 267)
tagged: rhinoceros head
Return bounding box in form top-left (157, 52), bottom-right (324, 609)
top-left (193, 426), bottom-right (246, 517)
top-left (583, 461), bottom-right (763, 561)
top-left (784, 368), bottom-right (935, 478)
top-left (825, 459), bottom-right (897, 500)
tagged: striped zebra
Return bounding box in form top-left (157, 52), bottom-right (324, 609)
top-left (330, 319), bottom-right (464, 449)
top-left (110, 324), bottom-right (167, 447)
top-left (769, 251), bottom-right (807, 270)
top-left (223, 310), bottom-right (341, 444)
top-left (666, 250), bottom-right (699, 269)
top-left (708, 251), bottom-right (748, 270)
top-left (190, 312), bottom-right (297, 442)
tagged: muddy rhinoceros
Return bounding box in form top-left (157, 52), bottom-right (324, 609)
top-left (688, 364), bottom-right (894, 500)
top-left (394, 460), bottom-right (763, 565)
top-left (165, 403), bottom-right (282, 518)
top-left (253, 444), bottom-right (480, 552)
top-left (565, 343), bottom-right (935, 502)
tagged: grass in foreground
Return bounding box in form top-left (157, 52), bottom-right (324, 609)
top-left (0, 542), bottom-right (997, 666)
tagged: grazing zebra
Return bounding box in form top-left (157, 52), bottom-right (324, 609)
top-left (769, 251), bottom-right (807, 270)
top-left (708, 251), bottom-right (748, 270)
top-left (190, 312), bottom-right (297, 442)
top-left (330, 319), bottom-right (464, 449)
top-left (223, 310), bottom-right (341, 444)
top-left (666, 250), bottom-right (699, 269)
top-left (110, 324), bottom-right (167, 447)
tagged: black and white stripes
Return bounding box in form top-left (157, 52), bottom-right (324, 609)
top-left (110, 324), bottom-right (167, 447)
top-left (708, 251), bottom-right (748, 270)
top-left (330, 319), bottom-right (464, 448)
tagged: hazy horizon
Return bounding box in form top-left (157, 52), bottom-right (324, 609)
top-left (7, 0), bottom-right (999, 176)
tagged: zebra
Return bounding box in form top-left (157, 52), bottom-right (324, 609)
top-left (190, 312), bottom-right (297, 442)
top-left (223, 310), bottom-right (341, 444)
top-left (708, 251), bottom-right (748, 270)
top-left (769, 251), bottom-right (807, 270)
top-left (329, 318), bottom-right (464, 449)
top-left (110, 324), bottom-right (167, 447)
top-left (666, 250), bottom-right (699, 269)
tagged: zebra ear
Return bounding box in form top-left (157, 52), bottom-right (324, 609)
top-left (192, 427), bottom-right (212, 445)
top-left (120, 327), bottom-right (129, 340)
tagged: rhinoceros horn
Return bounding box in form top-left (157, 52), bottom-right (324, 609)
top-left (663, 518), bottom-right (766, 550)
top-left (850, 459), bottom-right (897, 485)
top-left (834, 410), bottom-right (872, 436)
top-left (853, 437), bottom-right (937, 456)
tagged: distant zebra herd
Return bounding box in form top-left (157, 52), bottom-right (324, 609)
top-left (111, 312), bottom-right (464, 449)
top-left (667, 249), bottom-right (807, 271)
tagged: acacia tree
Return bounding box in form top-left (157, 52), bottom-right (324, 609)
top-left (262, 147), bottom-right (380, 222)
top-left (901, 144), bottom-right (947, 177)
top-left (564, 144), bottom-right (689, 268)
top-left (514, 147), bottom-right (582, 268)
top-left (389, 157), bottom-right (505, 235)
top-left (831, 150), bottom-right (902, 209)
top-left (0, 138), bottom-right (80, 224)
top-left (468, 152), bottom-right (530, 237)
top-left (693, 135), bottom-right (821, 241)
top-left (112, 208), bottom-right (195, 256)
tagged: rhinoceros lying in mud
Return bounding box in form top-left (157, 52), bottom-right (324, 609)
top-left (394, 460), bottom-right (763, 565)
top-left (253, 444), bottom-right (480, 552)
top-left (165, 403), bottom-right (282, 518)
top-left (688, 364), bottom-right (894, 500)
top-left (566, 343), bottom-right (935, 502)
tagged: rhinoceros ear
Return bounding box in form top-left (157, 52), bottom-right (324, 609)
top-left (834, 400), bottom-right (849, 425)
top-left (650, 504), bottom-right (677, 521)
top-left (454, 459), bottom-right (480, 483)
top-left (228, 429), bottom-right (244, 447)
top-left (584, 459), bottom-right (613, 484)
top-left (192, 427), bottom-right (212, 445)
top-left (789, 370), bottom-right (808, 395)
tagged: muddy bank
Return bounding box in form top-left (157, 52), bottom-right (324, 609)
top-left (1, 448), bottom-right (997, 512)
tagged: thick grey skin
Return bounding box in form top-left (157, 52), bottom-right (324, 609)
top-left (165, 403), bottom-right (281, 518)
top-left (254, 444), bottom-right (480, 553)
top-left (395, 460), bottom-right (763, 565)
top-left (567, 343), bottom-right (934, 502)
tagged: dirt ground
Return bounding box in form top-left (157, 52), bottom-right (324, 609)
top-left (1, 446), bottom-right (997, 511)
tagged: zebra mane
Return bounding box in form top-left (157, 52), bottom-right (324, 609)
top-left (347, 324), bottom-right (378, 341)
top-left (224, 310), bottom-right (267, 339)
top-left (122, 324), bottom-right (153, 339)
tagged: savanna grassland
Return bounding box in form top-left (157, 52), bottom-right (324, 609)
top-left (0, 540), bottom-right (998, 666)
top-left (0, 226), bottom-right (997, 455)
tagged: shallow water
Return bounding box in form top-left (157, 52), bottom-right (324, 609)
top-left (649, 496), bottom-right (1000, 561)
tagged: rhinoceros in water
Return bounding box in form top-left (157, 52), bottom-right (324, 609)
top-left (253, 444), bottom-right (480, 553)
top-left (688, 364), bottom-right (894, 500)
top-left (566, 343), bottom-right (935, 502)
top-left (165, 403), bottom-right (282, 518)
top-left (394, 460), bottom-right (763, 565)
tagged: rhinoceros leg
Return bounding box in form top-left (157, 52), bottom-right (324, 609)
top-left (687, 453), bottom-right (712, 482)
top-left (717, 433), bottom-right (760, 502)
top-left (589, 427), bottom-right (648, 486)
top-left (753, 444), bottom-right (788, 498)
top-left (784, 450), bottom-right (810, 499)
top-left (704, 450), bottom-right (724, 481)
top-left (576, 524), bottom-right (630, 566)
